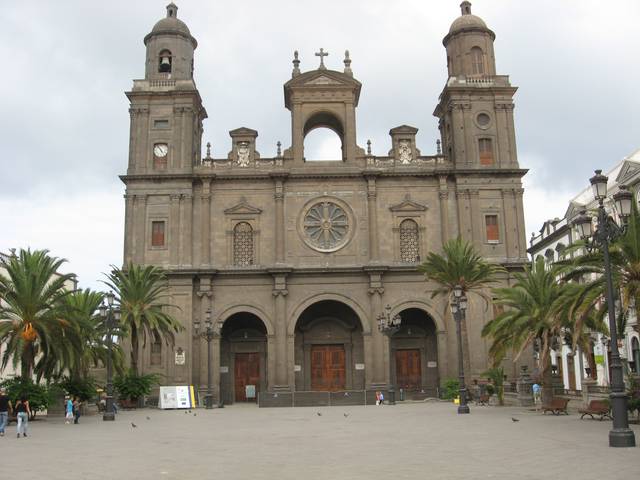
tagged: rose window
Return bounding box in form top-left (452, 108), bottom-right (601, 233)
top-left (302, 201), bottom-right (350, 251)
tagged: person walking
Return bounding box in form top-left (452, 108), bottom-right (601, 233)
top-left (65, 396), bottom-right (74, 424)
top-left (15, 396), bottom-right (30, 438)
top-left (0, 387), bottom-right (12, 437)
top-left (72, 397), bottom-right (81, 424)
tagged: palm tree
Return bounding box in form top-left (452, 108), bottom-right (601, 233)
top-left (557, 199), bottom-right (640, 348)
top-left (481, 256), bottom-right (606, 404)
top-left (104, 263), bottom-right (182, 375)
top-left (62, 289), bottom-right (124, 379)
top-left (0, 249), bottom-right (76, 379)
top-left (419, 237), bottom-right (504, 375)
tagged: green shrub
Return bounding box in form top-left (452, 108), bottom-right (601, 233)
top-left (57, 376), bottom-right (97, 402)
top-left (441, 378), bottom-right (460, 400)
top-left (485, 384), bottom-right (496, 396)
top-left (0, 377), bottom-right (51, 417)
top-left (114, 370), bottom-right (160, 401)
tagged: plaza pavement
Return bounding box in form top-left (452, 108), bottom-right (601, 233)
top-left (0, 401), bottom-right (638, 480)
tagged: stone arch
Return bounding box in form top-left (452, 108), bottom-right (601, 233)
top-left (303, 110), bottom-right (345, 161)
top-left (387, 300), bottom-right (446, 334)
top-left (303, 110), bottom-right (345, 138)
top-left (215, 304), bottom-right (274, 336)
top-left (288, 293), bottom-right (370, 335)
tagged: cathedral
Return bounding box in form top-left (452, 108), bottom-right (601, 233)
top-left (121, 2), bottom-right (528, 405)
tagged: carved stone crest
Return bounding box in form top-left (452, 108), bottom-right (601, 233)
top-left (398, 140), bottom-right (412, 164)
top-left (237, 142), bottom-right (251, 167)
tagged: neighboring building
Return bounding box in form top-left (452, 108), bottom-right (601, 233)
top-left (121, 2), bottom-right (529, 404)
top-left (529, 148), bottom-right (640, 390)
top-left (0, 251), bottom-right (77, 381)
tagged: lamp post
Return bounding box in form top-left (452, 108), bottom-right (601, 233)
top-left (450, 285), bottom-right (470, 414)
top-left (193, 308), bottom-right (220, 409)
top-left (377, 304), bottom-right (401, 405)
top-left (573, 170), bottom-right (636, 448)
top-left (99, 291), bottom-right (120, 422)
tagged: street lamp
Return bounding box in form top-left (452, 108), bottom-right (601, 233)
top-left (100, 291), bottom-right (120, 422)
top-left (193, 308), bottom-right (221, 409)
top-left (573, 170), bottom-right (636, 448)
top-left (450, 285), bottom-right (470, 414)
top-left (377, 304), bottom-right (401, 405)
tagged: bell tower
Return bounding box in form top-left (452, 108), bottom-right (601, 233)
top-left (283, 49), bottom-right (363, 165)
top-left (125, 3), bottom-right (206, 175)
top-left (434, 2), bottom-right (518, 169)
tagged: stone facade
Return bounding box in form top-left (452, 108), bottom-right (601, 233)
top-left (121, 2), bottom-right (529, 404)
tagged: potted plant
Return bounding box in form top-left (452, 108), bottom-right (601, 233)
top-left (114, 370), bottom-right (160, 408)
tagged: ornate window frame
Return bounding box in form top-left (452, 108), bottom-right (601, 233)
top-left (225, 198), bottom-right (262, 266)
top-left (297, 196), bottom-right (355, 253)
top-left (482, 211), bottom-right (502, 244)
top-left (389, 194), bottom-right (428, 263)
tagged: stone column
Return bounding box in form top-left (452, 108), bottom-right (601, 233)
top-left (123, 194), bottom-right (135, 264)
top-left (169, 194), bottom-right (181, 267)
top-left (173, 106), bottom-right (184, 171)
top-left (514, 188), bottom-right (527, 260)
top-left (367, 271), bottom-right (386, 387)
top-left (180, 194), bottom-right (193, 267)
top-left (134, 194), bottom-right (147, 264)
top-left (438, 176), bottom-right (450, 246)
top-left (468, 189), bottom-right (480, 244)
top-left (451, 104), bottom-right (466, 165)
top-left (456, 189), bottom-right (471, 242)
top-left (127, 109), bottom-right (137, 172)
top-left (141, 108), bottom-right (151, 172)
top-left (366, 176), bottom-right (380, 262)
top-left (272, 174), bottom-right (288, 264)
top-left (200, 180), bottom-right (211, 266)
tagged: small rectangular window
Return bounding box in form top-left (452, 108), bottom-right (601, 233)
top-left (151, 221), bottom-right (165, 247)
top-left (479, 138), bottom-right (494, 166)
top-left (150, 338), bottom-right (162, 366)
top-left (485, 215), bottom-right (499, 243)
top-left (154, 119), bottom-right (169, 129)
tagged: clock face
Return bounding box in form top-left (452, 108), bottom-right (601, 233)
top-left (154, 143), bottom-right (168, 157)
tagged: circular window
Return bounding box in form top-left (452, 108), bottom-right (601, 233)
top-left (301, 201), bottom-right (351, 252)
top-left (476, 113), bottom-right (491, 129)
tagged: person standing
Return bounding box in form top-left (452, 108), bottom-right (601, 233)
top-left (72, 397), bottom-right (81, 424)
top-left (15, 396), bottom-right (30, 438)
top-left (0, 387), bottom-right (12, 437)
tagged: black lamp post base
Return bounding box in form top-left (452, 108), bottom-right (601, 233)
top-left (205, 394), bottom-right (213, 409)
top-left (457, 404), bottom-right (470, 414)
top-left (609, 428), bottom-right (636, 448)
top-left (387, 388), bottom-right (396, 406)
top-left (102, 412), bottom-right (115, 421)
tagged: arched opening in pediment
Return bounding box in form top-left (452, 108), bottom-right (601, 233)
top-left (303, 112), bottom-right (345, 161)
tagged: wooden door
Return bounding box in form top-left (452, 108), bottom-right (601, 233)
top-left (234, 353), bottom-right (260, 402)
top-left (395, 349), bottom-right (422, 390)
top-left (310, 345), bottom-right (346, 391)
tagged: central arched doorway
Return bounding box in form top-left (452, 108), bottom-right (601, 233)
top-left (294, 300), bottom-right (364, 391)
top-left (220, 312), bottom-right (267, 404)
top-left (391, 308), bottom-right (439, 397)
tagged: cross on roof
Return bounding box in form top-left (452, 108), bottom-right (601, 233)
top-left (315, 48), bottom-right (329, 70)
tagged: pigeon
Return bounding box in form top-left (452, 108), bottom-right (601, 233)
top-left (193, 413), bottom-right (197, 416)
top-left (188, 410), bottom-right (192, 413)
top-left (316, 412), bottom-right (322, 416)
top-left (131, 422), bottom-right (137, 428)
top-left (343, 413), bottom-right (349, 418)
top-left (146, 416), bottom-right (151, 420)
top-left (184, 411), bottom-right (188, 414)
top-left (511, 417), bottom-right (520, 422)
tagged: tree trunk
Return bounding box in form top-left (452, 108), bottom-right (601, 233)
top-left (130, 324), bottom-right (139, 376)
top-left (21, 342), bottom-right (35, 379)
top-left (541, 363), bottom-right (554, 405)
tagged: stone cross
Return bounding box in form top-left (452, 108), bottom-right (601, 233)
top-left (315, 48), bottom-right (329, 70)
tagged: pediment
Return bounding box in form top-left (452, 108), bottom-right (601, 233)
top-left (389, 195), bottom-right (428, 212)
top-left (284, 69), bottom-right (362, 109)
top-left (229, 127), bottom-right (258, 137)
top-left (224, 198), bottom-right (262, 215)
top-left (615, 160), bottom-right (640, 184)
top-left (389, 125), bottom-right (419, 135)
top-left (305, 75), bottom-right (342, 86)
top-left (564, 201), bottom-right (584, 220)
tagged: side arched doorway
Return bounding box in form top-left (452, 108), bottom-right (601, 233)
top-left (220, 312), bottom-right (267, 404)
top-left (294, 300), bottom-right (365, 391)
top-left (391, 308), bottom-right (439, 397)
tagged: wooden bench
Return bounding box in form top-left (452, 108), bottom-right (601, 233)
top-left (579, 400), bottom-right (612, 421)
top-left (542, 397), bottom-right (570, 415)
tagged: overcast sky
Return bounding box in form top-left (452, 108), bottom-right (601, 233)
top-left (1, 0), bottom-right (639, 290)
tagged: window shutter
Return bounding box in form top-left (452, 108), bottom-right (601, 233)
top-left (479, 139), bottom-right (494, 165)
top-left (485, 215), bottom-right (499, 242)
top-left (152, 221), bottom-right (165, 247)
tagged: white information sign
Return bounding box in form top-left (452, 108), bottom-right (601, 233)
top-left (220, 366), bottom-right (229, 373)
top-left (355, 363), bottom-right (365, 370)
top-left (159, 386), bottom-right (194, 409)
top-left (294, 365), bottom-right (302, 372)
top-left (427, 361), bottom-right (437, 368)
